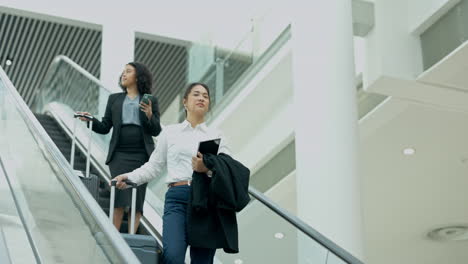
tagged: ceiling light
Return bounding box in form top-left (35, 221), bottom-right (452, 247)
top-left (5, 59), bottom-right (12, 66)
top-left (234, 259), bottom-right (243, 264)
top-left (427, 225), bottom-right (468, 241)
top-left (274, 232), bottom-right (284, 239)
top-left (403, 148), bottom-right (415, 155)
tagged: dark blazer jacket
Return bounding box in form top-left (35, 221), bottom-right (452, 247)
top-left (91, 92), bottom-right (162, 164)
top-left (188, 153), bottom-right (250, 253)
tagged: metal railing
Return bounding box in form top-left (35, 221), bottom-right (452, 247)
top-left (249, 187), bottom-right (364, 264)
top-left (0, 65), bottom-right (140, 263)
top-left (34, 55), bottom-right (164, 245)
top-left (0, 157), bottom-right (42, 263)
top-left (33, 49), bottom-right (363, 263)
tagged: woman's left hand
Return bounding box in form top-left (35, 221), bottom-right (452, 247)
top-left (192, 152), bottom-right (209, 173)
top-left (140, 99), bottom-right (153, 119)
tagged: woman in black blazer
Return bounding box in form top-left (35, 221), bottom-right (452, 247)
top-left (78, 62), bottom-right (162, 232)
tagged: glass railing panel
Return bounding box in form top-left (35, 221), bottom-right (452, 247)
top-left (327, 253), bottom-right (348, 264)
top-left (215, 195), bottom-right (332, 264)
top-left (145, 169), bottom-right (168, 216)
top-left (419, 0), bottom-right (468, 70)
top-left (0, 69), bottom-right (138, 263)
top-left (217, 30), bottom-right (254, 99)
top-left (30, 37), bottom-right (363, 264)
top-left (34, 55), bottom-right (165, 242)
top-left (250, 6), bottom-right (292, 59)
top-left (185, 27), bottom-right (255, 114)
top-left (0, 156), bottom-right (36, 263)
top-left (146, 174), bottom-right (361, 264)
top-left (181, 23), bottom-right (291, 122)
top-left (33, 56), bottom-right (112, 155)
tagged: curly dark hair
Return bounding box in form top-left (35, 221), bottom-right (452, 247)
top-left (118, 62), bottom-right (153, 95)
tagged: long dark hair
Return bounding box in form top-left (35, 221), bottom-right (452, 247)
top-left (119, 62), bottom-right (153, 95)
top-left (183, 82), bottom-right (210, 116)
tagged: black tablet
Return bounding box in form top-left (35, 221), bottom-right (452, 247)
top-left (198, 138), bottom-right (221, 155)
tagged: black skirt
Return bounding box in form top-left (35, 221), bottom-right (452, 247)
top-left (109, 125), bottom-right (148, 213)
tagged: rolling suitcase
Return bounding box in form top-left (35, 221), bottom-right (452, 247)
top-left (110, 181), bottom-right (161, 263)
top-left (71, 114), bottom-right (100, 200)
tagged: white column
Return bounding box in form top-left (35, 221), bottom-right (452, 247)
top-left (290, 0), bottom-right (364, 260)
top-left (365, 0), bottom-right (423, 86)
top-left (100, 22), bottom-right (134, 92)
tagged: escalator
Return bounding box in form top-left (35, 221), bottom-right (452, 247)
top-left (36, 112), bottom-right (163, 235)
top-left (0, 61), bottom-right (140, 263)
top-left (34, 113), bottom-right (162, 258)
top-left (1, 41), bottom-right (365, 263)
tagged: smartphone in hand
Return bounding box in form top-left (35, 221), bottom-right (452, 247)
top-left (142, 94), bottom-right (153, 105)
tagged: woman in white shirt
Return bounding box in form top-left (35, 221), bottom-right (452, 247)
top-left (114, 83), bottom-right (230, 264)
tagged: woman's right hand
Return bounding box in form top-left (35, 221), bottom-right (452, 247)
top-left (112, 174), bottom-right (129, 189)
top-left (76, 111), bottom-right (92, 122)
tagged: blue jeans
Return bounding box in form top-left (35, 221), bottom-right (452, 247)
top-left (162, 185), bottom-right (216, 264)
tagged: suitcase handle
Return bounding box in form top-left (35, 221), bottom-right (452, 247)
top-left (70, 114), bottom-right (93, 178)
top-left (110, 179), bottom-right (137, 187)
top-left (73, 113), bottom-right (94, 120)
top-left (109, 180), bottom-right (138, 234)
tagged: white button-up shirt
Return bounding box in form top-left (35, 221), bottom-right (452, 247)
top-left (127, 120), bottom-right (231, 185)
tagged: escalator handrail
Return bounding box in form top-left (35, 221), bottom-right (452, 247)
top-left (42, 53), bottom-right (363, 264)
top-left (48, 55), bottom-right (111, 92)
top-left (36, 55), bottom-right (166, 244)
top-left (0, 66), bottom-right (140, 263)
top-left (39, 54), bottom-right (165, 245)
top-left (249, 187), bottom-right (364, 264)
top-left (45, 106), bottom-right (164, 246)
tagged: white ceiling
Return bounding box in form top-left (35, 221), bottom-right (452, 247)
top-left (360, 97), bottom-right (468, 264)
top-left (361, 40), bottom-right (468, 263)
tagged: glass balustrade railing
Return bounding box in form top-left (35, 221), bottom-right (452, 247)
top-left (0, 150), bottom-right (36, 264)
top-left (214, 188), bottom-right (362, 264)
top-left (0, 66), bottom-right (139, 263)
top-left (33, 55), bottom-right (111, 155)
top-left (181, 22), bottom-right (292, 122)
top-left (32, 29), bottom-right (363, 263)
top-left (33, 55), bottom-right (165, 241)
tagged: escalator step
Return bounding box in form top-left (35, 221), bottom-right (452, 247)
top-left (38, 118), bottom-right (58, 124)
top-left (35, 114), bottom-right (151, 237)
top-left (99, 188), bottom-right (110, 198)
top-left (41, 124), bottom-right (61, 132)
top-left (119, 220), bottom-right (142, 234)
top-left (73, 160), bottom-right (87, 167)
top-left (60, 148), bottom-right (80, 157)
top-left (37, 117), bottom-right (56, 123)
top-left (62, 154), bottom-right (82, 163)
top-left (54, 143), bottom-right (71, 151)
top-left (49, 137), bottom-right (70, 146)
top-left (46, 130), bottom-right (68, 138)
top-left (99, 180), bottom-right (107, 189)
top-left (52, 138), bottom-right (71, 146)
top-left (34, 115), bottom-right (53, 122)
top-left (98, 197), bottom-right (110, 208)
